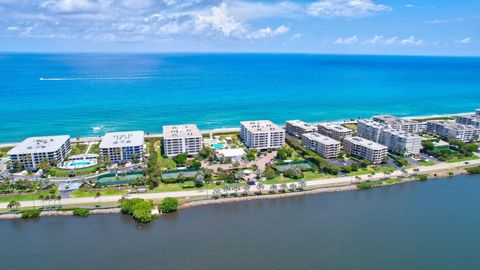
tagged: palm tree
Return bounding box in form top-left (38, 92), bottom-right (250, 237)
top-left (242, 185), bottom-right (250, 196)
top-left (56, 195), bottom-right (62, 207)
top-left (355, 176), bottom-right (361, 183)
top-left (280, 183), bottom-right (287, 193)
top-left (39, 194), bottom-right (45, 208)
top-left (50, 195), bottom-right (56, 208)
top-left (256, 182), bottom-right (265, 195)
top-left (213, 188), bottom-right (222, 199)
top-left (232, 184), bottom-right (240, 196)
top-left (7, 200), bottom-right (20, 211)
top-left (95, 192), bottom-right (101, 206)
top-left (289, 183), bottom-right (297, 192)
top-left (298, 180), bottom-right (306, 191)
top-left (270, 184), bottom-right (277, 194)
top-left (223, 184), bottom-right (231, 197)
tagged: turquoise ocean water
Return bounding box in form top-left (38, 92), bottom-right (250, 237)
top-left (0, 53), bottom-right (479, 143)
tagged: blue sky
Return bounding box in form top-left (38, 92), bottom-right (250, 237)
top-left (0, 0), bottom-right (478, 55)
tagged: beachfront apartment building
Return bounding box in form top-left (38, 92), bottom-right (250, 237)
top-left (317, 122), bottom-right (353, 141)
top-left (8, 135), bottom-right (71, 169)
top-left (426, 120), bottom-right (480, 142)
top-left (163, 124), bottom-right (203, 157)
top-left (99, 131), bottom-right (145, 162)
top-left (285, 120), bottom-right (317, 138)
top-left (456, 114), bottom-right (480, 128)
top-left (344, 136), bottom-right (388, 164)
top-left (301, 132), bottom-right (341, 159)
top-left (379, 129), bottom-right (422, 156)
top-left (356, 119), bottom-right (387, 142)
top-left (372, 115), bottom-right (424, 133)
top-left (240, 120), bottom-right (285, 150)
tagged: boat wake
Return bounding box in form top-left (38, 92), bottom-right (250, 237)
top-left (39, 76), bottom-right (151, 81)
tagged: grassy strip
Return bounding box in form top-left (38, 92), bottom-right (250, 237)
top-left (0, 146), bottom-right (13, 157)
top-left (71, 189), bottom-right (126, 198)
top-left (357, 178), bottom-right (401, 189)
top-left (446, 156), bottom-right (478, 163)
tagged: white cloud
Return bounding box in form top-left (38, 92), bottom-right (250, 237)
top-left (404, 3), bottom-right (414, 8)
top-left (247, 25), bottom-right (289, 39)
top-left (400, 36), bottom-right (423, 46)
top-left (41, 0), bottom-right (108, 14)
top-left (194, 3), bottom-right (246, 37)
top-left (363, 35), bottom-right (423, 46)
top-left (229, 1), bottom-right (301, 21)
top-left (458, 37), bottom-right (471, 44)
top-left (289, 33), bottom-right (302, 41)
top-left (334, 35), bottom-right (358, 44)
top-left (307, 0), bottom-right (391, 17)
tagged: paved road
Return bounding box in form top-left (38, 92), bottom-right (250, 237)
top-left (2, 158), bottom-right (479, 209)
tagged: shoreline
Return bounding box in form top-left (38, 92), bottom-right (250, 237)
top-left (0, 112), bottom-right (467, 147)
top-left (0, 170), bottom-right (467, 220)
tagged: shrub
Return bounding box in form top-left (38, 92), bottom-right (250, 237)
top-left (416, 174), bottom-right (428, 181)
top-left (73, 208), bottom-right (90, 217)
top-left (120, 198), bottom-right (154, 223)
top-left (21, 209), bottom-right (41, 219)
top-left (159, 197), bottom-right (179, 213)
top-left (466, 166), bottom-right (480, 174)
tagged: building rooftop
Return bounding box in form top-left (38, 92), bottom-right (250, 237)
top-left (241, 120), bottom-right (284, 133)
top-left (317, 122), bottom-right (352, 133)
top-left (303, 132), bottom-right (340, 145)
top-left (373, 115), bottom-right (419, 125)
top-left (357, 119), bottom-right (388, 129)
top-left (286, 120), bottom-right (316, 130)
top-left (476, 109), bottom-right (480, 117)
top-left (345, 136), bottom-right (388, 150)
top-left (217, 148), bottom-right (246, 157)
top-left (99, 131), bottom-right (144, 148)
top-left (163, 124), bottom-right (201, 139)
top-left (8, 135), bottom-right (70, 155)
top-left (429, 120), bottom-right (480, 131)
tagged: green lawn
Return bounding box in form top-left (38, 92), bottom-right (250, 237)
top-left (263, 171), bottom-right (329, 185)
top-left (153, 140), bottom-right (177, 169)
top-left (419, 161), bottom-right (436, 166)
top-left (0, 194), bottom-right (39, 203)
top-left (446, 156), bottom-right (478, 163)
top-left (349, 166), bottom-right (395, 176)
top-left (0, 146), bottom-right (13, 157)
top-left (50, 166), bottom-right (105, 177)
top-left (71, 189), bottom-right (126, 198)
top-left (70, 143), bottom-right (88, 155)
top-left (88, 143), bottom-right (100, 154)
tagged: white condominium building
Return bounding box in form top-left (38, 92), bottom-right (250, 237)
top-left (344, 136), bottom-right (388, 164)
top-left (8, 135), bottom-right (71, 169)
top-left (163, 124), bottom-right (202, 157)
top-left (426, 120), bottom-right (480, 142)
top-left (356, 119), bottom-right (387, 142)
top-left (379, 129), bottom-right (422, 156)
top-left (99, 131), bottom-right (145, 162)
top-left (317, 122), bottom-right (353, 141)
top-left (301, 132), bottom-right (341, 159)
top-left (456, 114), bottom-right (480, 128)
top-left (372, 115), bottom-right (424, 133)
top-left (240, 120), bottom-right (285, 150)
top-left (285, 120), bottom-right (317, 138)
top-left (476, 109), bottom-right (480, 117)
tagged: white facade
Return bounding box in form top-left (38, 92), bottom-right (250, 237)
top-left (476, 109), bottom-right (480, 117)
top-left (163, 124), bottom-right (203, 157)
top-left (317, 122), bottom-right (353, 141)
top-left (8, 135), bottom-right (72, 169)
top-left (426, 120), bottom-right (480, 142)
top-left (356, 119), bottom-right (387, 142)
top-left (240, 120), bottom-right (285, 150)
top-left (216, 148), bottom-right (246, 162)
top-left (379, 129), bottom-right (422, 156)
top-left (301, 132), bottom-right (341, 158)
top-left (372, 115), bottom-right (423, 133)
top-left (343, 136), bottom-right (388, 164)
top-left (99, 131), bottom-right (145, 162)
top-left (285, 120), bottom-right (316, 138)
top-left (456, 114), bottom-right (480, 128)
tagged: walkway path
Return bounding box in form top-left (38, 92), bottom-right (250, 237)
top-left (2, 158), bottom-right (479, 209)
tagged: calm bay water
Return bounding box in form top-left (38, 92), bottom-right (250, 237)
top-left (1, 175), bottom-right (480, 269)
top-left (0, 53), bottom-right (480, 142)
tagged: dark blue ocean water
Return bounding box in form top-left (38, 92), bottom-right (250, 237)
top-left (1, 175), bottom-right (480, 270)
top-left (1, 53), bottom-right (479, 142)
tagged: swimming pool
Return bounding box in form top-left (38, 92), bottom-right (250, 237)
top-left (70, 161), bottom-right (92, 167)
top-left (211, 143), bottom-right (225, 150)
